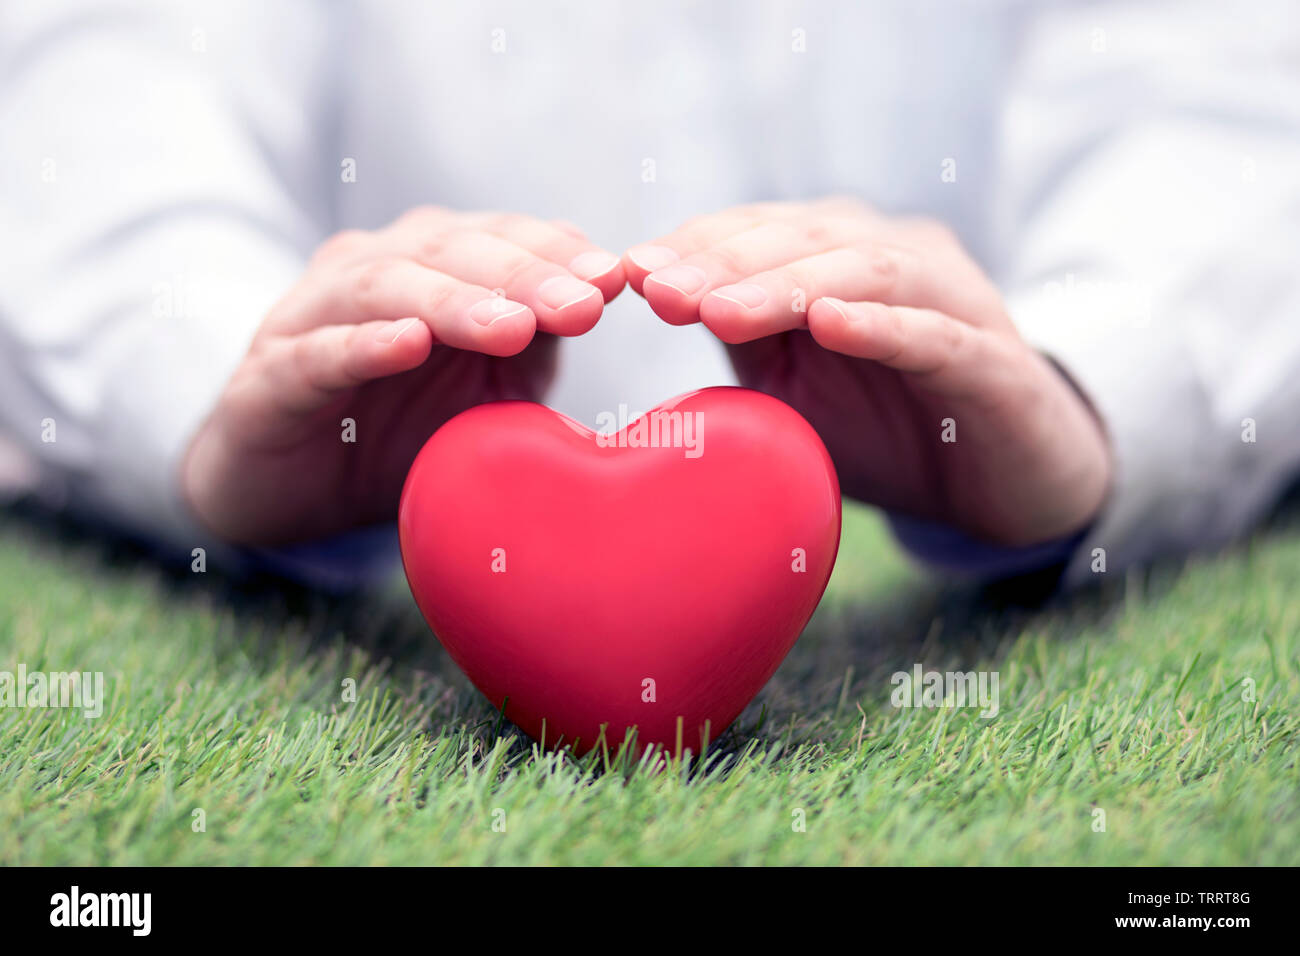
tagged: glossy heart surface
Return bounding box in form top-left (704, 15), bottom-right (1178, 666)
top-left (399, 386), bottom-right (841, 754)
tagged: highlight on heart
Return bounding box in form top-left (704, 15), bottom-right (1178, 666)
top-left (593, 402), bottom-right (705, 458)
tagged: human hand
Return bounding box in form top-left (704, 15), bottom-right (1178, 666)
top-left (623, 199), bottom-right (1111, 546)
top-left (183, 206), bottom-right (624, 545)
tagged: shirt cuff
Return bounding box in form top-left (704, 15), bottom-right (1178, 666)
top-left (886, 511), bottom-right (1088, 582)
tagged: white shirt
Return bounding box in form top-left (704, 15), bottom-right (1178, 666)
top-left (1, 0), bottom-right (1298, 587)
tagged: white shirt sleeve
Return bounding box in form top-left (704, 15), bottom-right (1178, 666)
top-left (0, 0), bottom-right (331, 560)
top-left (982, 0), bottom-right (1300, 586)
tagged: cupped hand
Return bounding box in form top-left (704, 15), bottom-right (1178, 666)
top-left (623, 199), bottom-right (1111, 547)
top-left (183, 207), bottom-right (624, 545)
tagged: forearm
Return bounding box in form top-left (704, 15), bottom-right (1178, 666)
top-left (906, 0), bottom-right (1300, 586)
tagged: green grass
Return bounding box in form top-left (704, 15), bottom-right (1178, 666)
top-left (1, 501), bottom-right (1297, 865)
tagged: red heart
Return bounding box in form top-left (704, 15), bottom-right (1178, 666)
top-left (398, 386), bottom-right (841, 755)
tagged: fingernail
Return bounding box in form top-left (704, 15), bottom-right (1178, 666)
top-left (626, 244), bottom-right (680, 272)
top-left (470, 297), bottom-right (528, 326)
top-left (537, 275), bottom-right (600, 311)
top-left (820, 296), bottom-right (854, 320)
top-left (645, 264), bottom-right (708, 296)
top-left (709, 283), bottom-right (768, 309)
top-left (568, 251), bottom-right (620, 281)
top-left (377, 316), bottom-right (420, 343)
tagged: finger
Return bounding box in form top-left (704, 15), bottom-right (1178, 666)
top-left (621, 206), bottom-right (801, 295)
top-left (806, 297), bottom-right (995, 397)
top-left (257, 318), bottom-right (435, 416)
top-left (638, 220), bottom-right (852, 327)
top-left (280, 258), bottom-right (537, 356)
top-left (549, 218), bottom-right (589, 240)
top-left (621, 200), bottom-right (874, 298)
top-left (309, 228), bottom-right (383, 267)
top-left (458, 212), bottom-right (625, 302)
top-left (695, 246), bottom-right (899, 343)
top-left (403, 229), bottom-right (606, 336)
top-left (696, 243), bottom-right (989, 343)
top-left (382, 209), bottom-right (622, 314)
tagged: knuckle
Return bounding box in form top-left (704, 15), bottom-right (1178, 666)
top-left (802, 222), bottom-right (833, 245)
top-left (425, 279), bottom-right (461, 316)
top-left (351, 259), bottom-right (396, 309)
top-left (941, 315), bottom-right (968, 356)
top-left (499, 253), bottom-right (544, 290)
top-left (856, 244), bottom-right (903, 290)
top-left (779, 269), bottom-right (809, 300)
top-left (700, 244), bottom-right (750, 277)
top-left (415, 233), bottom-right (451, 263)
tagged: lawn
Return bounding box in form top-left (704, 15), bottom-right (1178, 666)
top-left (1, 500), bottom-right (1297, 865)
